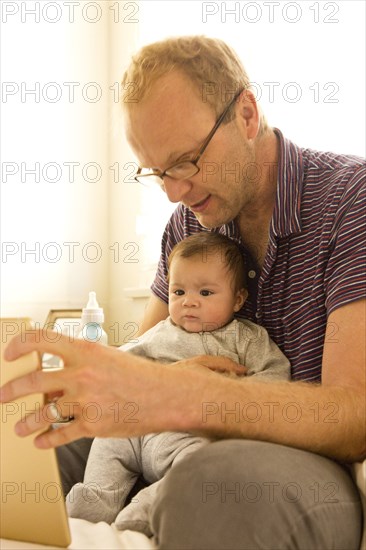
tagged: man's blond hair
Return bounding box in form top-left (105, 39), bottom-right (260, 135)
top-left (121, 35), bottom-right (268, 134)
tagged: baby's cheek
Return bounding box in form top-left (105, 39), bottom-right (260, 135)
top-left (169, 303), bottom-right (180, 323)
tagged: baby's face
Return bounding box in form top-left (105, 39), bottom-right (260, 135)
top-left (168, 253), bottom-right (246, 333)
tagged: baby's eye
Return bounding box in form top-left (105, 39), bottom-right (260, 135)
top-left (200, 290), bottom-right (213, 296)
top-left (173, 289), bottom-right (185, 296)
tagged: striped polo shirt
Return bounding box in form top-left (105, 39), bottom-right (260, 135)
top-left (151, 129), bottom-right (366, 382)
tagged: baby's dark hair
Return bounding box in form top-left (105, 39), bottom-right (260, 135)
top-left (167, 232), bottom-right (247, 293)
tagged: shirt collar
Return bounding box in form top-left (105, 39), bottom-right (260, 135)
top-left (271, 128), bottom-right (303, 238)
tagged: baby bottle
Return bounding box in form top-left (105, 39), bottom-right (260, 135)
top-left (78, 291), bottom-right (108, 345)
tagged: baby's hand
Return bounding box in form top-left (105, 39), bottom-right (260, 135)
top-left (171, 355), bottom-right (248, 377)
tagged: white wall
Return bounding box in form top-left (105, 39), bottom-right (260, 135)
top-left (1, 2), bottom-right (110, 325)
top-left (107, 14), bottom-right (146, 344)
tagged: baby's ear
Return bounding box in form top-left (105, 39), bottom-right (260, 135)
top-left (234, 288), bottom-right (248, 312)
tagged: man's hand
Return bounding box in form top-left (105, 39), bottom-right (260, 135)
top-left (171, 355), bottom-right (248, 377)
top-left (0, 330), bottom-right (194, 449)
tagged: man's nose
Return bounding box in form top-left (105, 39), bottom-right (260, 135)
top-left (163, 177), bottom-right (193, 203)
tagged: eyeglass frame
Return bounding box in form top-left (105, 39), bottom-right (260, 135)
top-left (134, 88), bottom-right (244, 186)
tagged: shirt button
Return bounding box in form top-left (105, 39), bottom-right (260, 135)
top-left (255, 312), bottom-right (260, 319)
top-left (248, 270), bottom-right (256, 279)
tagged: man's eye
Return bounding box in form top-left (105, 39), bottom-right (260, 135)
top-left (167, 161), bottom-right (194, 177)
top-left (174, 289), bottom-right (185, 296)
top-left (200, 290), bottom-right (213, 296)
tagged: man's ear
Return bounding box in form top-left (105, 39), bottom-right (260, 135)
top-left (235, 89), bottom-right (260, 140)
top-left (234, 288), bottom-right (248, 312)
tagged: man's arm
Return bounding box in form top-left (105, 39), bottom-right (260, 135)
top-left (1, 301), bottom-right (364, 461)
top-left (184, 299), bottom-right (366, 462)
top-left (136, 294), bottom-right (169, 336)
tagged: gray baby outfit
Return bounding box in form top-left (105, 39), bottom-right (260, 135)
top-left (66, 318), bottom-right (290, 535)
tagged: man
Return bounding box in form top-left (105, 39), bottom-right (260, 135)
top-left (2, 36), bottom-right (365, 549)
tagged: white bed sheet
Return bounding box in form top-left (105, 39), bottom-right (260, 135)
top-left (1, 519), bottom-right (156, 550)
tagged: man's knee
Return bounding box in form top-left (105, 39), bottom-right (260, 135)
top-left (151, 440), bottom-right (362, 550)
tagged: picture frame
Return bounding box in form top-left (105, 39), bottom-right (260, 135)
top-left (42, 309), bottom-right (83, 369)
top-left (44, 309), bottom-right (83, 339)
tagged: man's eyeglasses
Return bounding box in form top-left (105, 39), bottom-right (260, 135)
top-left (134, 89), bottom-right (243, 188)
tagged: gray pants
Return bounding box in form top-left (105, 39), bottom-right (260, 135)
top-left (151, 440), bottom-right (362, 550)
top-left (58, 439), bottom-right (362, 549)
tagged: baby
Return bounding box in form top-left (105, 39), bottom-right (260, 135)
top-left (66, 232), bottom-right (290, 536)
